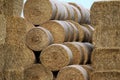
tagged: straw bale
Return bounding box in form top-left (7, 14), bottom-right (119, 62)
top-left (41, 20), bottom-right (69, 43)
top-left (91, 71), bottom-right (120, 80)
top-left (0, 0), bottom-right (23, 16)
top-left (91, 1), bottom-right (120, 29)
top-left (91, 48), bottom-right (120, 71)
top-left (56, 65), bottom-right (88, 80)
top-left (40, 44), bottom-right (73, 71)
top-left (24, 64), bottom-right (53, 80)
top-left (64, 42), bottom-right (84, 64)
top-left (26, 27), bottom-right (53, 51)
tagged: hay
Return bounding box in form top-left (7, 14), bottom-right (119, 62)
top-left (91, 48), bottom-right (120, 71)
top-left (24, 64), bottom-right (53, 80)
top-left (3, 68), bottom-right (24, 80)
top-left (64, 42), bottom-right (84, 64)
top-left (73, 42), bottom-right (93, 64)
top-left (26, 27), bottom-right (53, 51)
top-left (41, 20), bottom-right (69, 43)
top-left (40, 44), bottom-right (73, 71)
top-left (69, 3), bottom-right (90, 24)
top-left (0, 44), bottom-right (35, 70)
top-left (82, 65), bottom-right (93, 79)
top-left (91, 71), bottom-right (120, 80)
top-left (56, 65), bottom-right (88, 80)
top-left (0, 0), bottom-right (23, 16)
top-left (68, 20), bottom-right (91, 42)
top-left (91, 1), bottom-right (120, 29)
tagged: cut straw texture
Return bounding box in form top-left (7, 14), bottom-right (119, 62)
top-left (91, 1), bottom-right (120, 29)
top-left (24, 64), bottom-right (53, 80)
top-left (26, 27), bottom-right (53, 51)
top-left (0, 0), bottom-right (23, 16)
top-left (91, 48), bottom-right (120, 71)
top-left (91, 71), bottom-right (120, 80)
top-left (24, 0), bottom-right (90, 25)
top-left (3, 68), bottom-right (24, 80)
top-left (56, 65), bottom-right (88, 80)
top-left (40, 44), bottom-right (73, 71)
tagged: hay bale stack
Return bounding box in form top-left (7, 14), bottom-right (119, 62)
top-left (40, 44), bottom-right (73, 71)
top-left (0, 44), bottom-right (35, 70)
top-left (56, 65), bottom-right (88, 80)
top-left (68, 20), bottom-right (92, 42)
top-left (26, 27), bottom-right (53, 51)
top-left (91, 48), bottom-right (120, 71)
top-left (91, 1), bottom-right (120, 47)
top-left (69, 3), bottom-right (90, 24)
top-left (0, 16), bottom-right (34, 46)
top-left (41, 20), bottom-right (69, 43)
top-left (0, 0), bottom-right (23, 16)
top-left (73, 42), bottom-right (93, 64)
top-left (63, 42), bottom-right (84, 64)
top-left (24, 64), bottom-right (53, 80)
top-left (3, 68), bottom-right (24, 80)
top-left (91, 71), bottom-right (120, 80)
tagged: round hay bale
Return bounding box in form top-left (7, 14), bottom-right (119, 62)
top-left (69, 3), bottom-right (87, 24)
top-left (56, 65), bottom-right (88, 80)
top-left (26, 27), bottom-right (53, 51)
top-left (64, 42), bottom-right (84, 64)
top-left (24, 64), bottom-right (53, 80)
top-left (40, 44), bottom-right (73, 71)
top-left (1, 44), bottom-right (35, 70)
top-left (62, 2), bottom-right (75, 20)
top-left (82, 65), bottom-right (93, 79)
top-left (41, 20), bottom-right (69, 43)
top-left (63, 21), bottom-right (74, 42)
top-left (70, 5), bottom-right (81, 23)
top-left (3, 68), bottom-right (24, 80)
top-left (24, 0), bottom-right (57, 25)
top-left (73, 42), bottom-right (93, 64)
top-left (67, 22), bottom-right (79, 41)
top-left (68, 20), bottom-right (91, 42)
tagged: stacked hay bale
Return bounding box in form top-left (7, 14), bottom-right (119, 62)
top-left (90, 1), bottom-right (120, 80)
top-left (0, 0), bottom-right (36, 80)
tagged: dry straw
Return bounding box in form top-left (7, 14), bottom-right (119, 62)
top-left (26, 27), bottom-right (54, 51)
top-left (56, 65), bottom-right (88, 80)
top-left (40, 44), bottom-right (73, 71)
top-left (91, 48), bottom-right (120, 71)
top-left (24, 64), bottom-right (53, 80)
top-left (91, 71), bottom-right (120, 80)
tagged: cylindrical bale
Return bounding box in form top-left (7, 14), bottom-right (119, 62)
top-left (40, 44), bottom-right (73, 71)
top-left (2, 44), bottom-right (35, 70)
top-left (54, 1), bottom-right (68, 20)
top-left (24, 64), bottom-right (53, 80)
top-left (63, 42), bottom-right (84, 64)
top-left (56, 65), bottom-right (88, 80)
top-left (91, 71), bottom-right (120, 80)
top-left (2, 0), bottom-right (23, 16)
top-left (41, 20), bottom-right (69, 43)
top-left (70, 5), bottom-right (81, 23)
top-left (63, 21), bottom-right (74, 42)
top-left (73, 42), bottom-right (93, 64)
top-left (69, 3), bottom-right (90, 24)
top-left (67, 22), bottom-right (79, 41)
top-left (62, 2), bottom-right (75, 20)
top-left (82, 25), bottom-right (94, 43)
top-left (68, 20), bottom-right (91, 42)
top-left (26, 27), bottom-right (54, 51)
top-left (24, 0), bottom-right (57, 25)
top-left (5, 16), bottom-right (34, 46)
top-left (82, 65), bottom-right (93, 80)
top-left (3, 68), bottom-right (24, 80)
